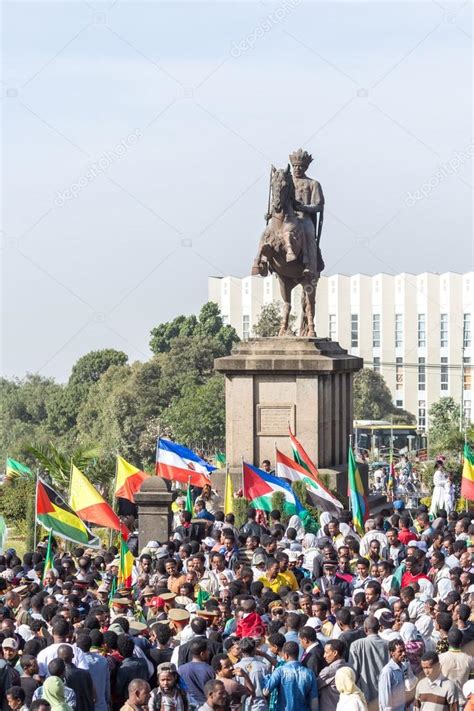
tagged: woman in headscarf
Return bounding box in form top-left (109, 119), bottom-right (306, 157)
top-left (317, 512), bottom-right (332, 537)
top-left (415, 611), bottom-right (435, 652)
top-left (286, 514), bottom-right (305, 540)
top-left (42, 676), bottom-right (73, 711)
top-left (335, 667), bottom-right (368, 711)
top-left (400, 621), bottom-right (424, 676)
top-left (301, 533), bottom-right (319, 574)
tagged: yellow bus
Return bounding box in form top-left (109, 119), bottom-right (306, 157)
top-left (354, 420), bottom-right (427, 458)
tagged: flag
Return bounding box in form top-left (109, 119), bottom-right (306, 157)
top-left (156, 438), bottom-right (214, 488)
top-left (288, 429), bottom-right (340, 504)
top-left (70, 465), bottom-right (129, 540)
top-left (115, 456), bottom-right (149, 503)
top-left (347, 446), bottom-right (368, 536)
top-left (224, 470), bottom-right (234, 515)
top-left (5, 458), bottom-right (32, 481)
top-left (275, 448), bottom-right (342, 512)
top-left (388, 450), bottom-right (395, 492)
top-left (214, 451), bottom-right (226, 469)
top-left (185, 480), bottom-right (194, 516)
top-left (118, 535), bottom-right (134, 589)
top-left (42, 530), bottom-right (54, 583)
top-left (36, 477), bottom-right (99, 547)
top-left (391, 561), bottom-right (405, 592)
top-left (289, 429), bottom-right (319, 477)
top-left (242, 462), bottom-right (304, 516)
top-left (461, 442), bottom-right (474, 501)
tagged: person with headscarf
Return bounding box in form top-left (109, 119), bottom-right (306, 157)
top-left (287, 515), bottom-right (305, 541)
top-left (41, 676), bottom-right (73, 711)
top-left (400, 622), bottom-right (424, 676)
top-left (334, 667), bottom-right (368, 711)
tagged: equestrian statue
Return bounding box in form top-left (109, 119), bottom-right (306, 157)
top-left (252, 148), bottom-right (325, 337)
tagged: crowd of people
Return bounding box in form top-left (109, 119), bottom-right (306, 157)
top-left (0, 481), bottom-right (473, 711)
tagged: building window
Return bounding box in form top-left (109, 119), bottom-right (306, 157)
top-left (351, 314), bottom-right (359, 348)
top-left (440, 313), bottom-right (448, 348)
top-left (464, 313), bottom-right (471, 348)
top-left (373, 357), bottom-right (380, 373)
top-left (441, 357), bottom-right (449, 391)
top-left (329, 314), bottom-right (336, 341)
top-left (418, 357), bottom-right (426, 391)
top-left (242, 315), bottom-right (250, 340)
top-left (372, 314), bottom-right (381, 348)
top-left (396, 357), bottom-right (403, 390)
top-left (418, 400), bottom-right (426, 429)
top-left (395, 314), bottom-right (403, 348)
top-left (395, 399), bottom-right (403, 408)
top-left (418, 313), bottom-right (426, 348)
top-left (464, 357), bottom-right (472, 391)
top-left (222, 314), bottom-right (228, 325)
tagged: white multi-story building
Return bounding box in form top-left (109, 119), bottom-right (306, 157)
top-left (208, 272), bottom-right (474, 428)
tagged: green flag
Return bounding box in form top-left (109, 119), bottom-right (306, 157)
top-left (42, 530), bottom-right (54, 584)
top-left (214, 451), bottom-right (226, 469)
top-left (185, 482), bottom-right (194, 515)
top-left (6, 458), bottom-right (32, 480)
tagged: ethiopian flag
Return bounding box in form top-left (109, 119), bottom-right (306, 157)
top-left (118, 535), bottom-right (134, 588)
top-left (6, 458), bottom-right (32, 481)
top-left (115, 456), bottom-right (149, 503)
top-left (347, 446), bottom-right (368, 536)
top-left (70, 465), bottom-right (129, 540)
top-left (214, 451), bottom-right (226, 469)
top-left (461, 442), bottom-right (474, 501)
top-left (36, 477), bottom-right (99, 547)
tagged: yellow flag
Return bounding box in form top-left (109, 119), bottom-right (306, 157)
top-left (224, 471), bottom-right (234, 515)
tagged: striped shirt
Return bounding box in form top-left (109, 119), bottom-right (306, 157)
top-left (415, 675), bottom-right (458, 711)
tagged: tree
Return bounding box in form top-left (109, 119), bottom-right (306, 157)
top-left (68, 349), bottom-right (129, 388)
top-left (253, 302), bottom-right (296, 338)
top-left (428, 397), bottom-right (463, 454)
top-left (161, 375), bottom-right (225, 448)
top-left (149, 302), bottom-right (238, 355)
top-left (353, 369), bottom-right (415, 423)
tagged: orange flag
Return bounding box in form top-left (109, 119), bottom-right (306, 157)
top-left (69, 466), bottom-right (129, 540)
top-left (115, 456), bottom-right (149, 502)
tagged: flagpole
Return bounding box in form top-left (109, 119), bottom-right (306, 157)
top-left (348, 434), bottom-right (353, 513)
top-left (33, 468), bottom-right (39, 550)
top-left (274, 441), bottom-right (278, 478)
top-left (241, 456), bottom-right (244, 497)
top-left (465, 431), bottom-right (468, 513)
top-left (109, 454), bottom-right (119, 548)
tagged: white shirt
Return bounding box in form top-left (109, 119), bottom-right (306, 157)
top-left (37, 642), bottom-right (89, 676)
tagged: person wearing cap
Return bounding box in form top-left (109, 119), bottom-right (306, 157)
top-left (2, 637), bottom-right (21, 669)
top-left (149, 662), bottom-right (189, 711)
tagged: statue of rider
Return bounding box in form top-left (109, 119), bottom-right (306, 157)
top-left (289, 148), bottom-right (325, 277)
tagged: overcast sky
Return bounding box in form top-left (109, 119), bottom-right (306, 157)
top-left (2, 0), bottom-right (472, 382)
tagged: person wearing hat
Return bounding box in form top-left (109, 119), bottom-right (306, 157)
top-left (168, 608), bottom-right (191, 643)
top-left (314, 560), bottom-right (351, 599)
top-left (149, 662), bottom-right (189, 711)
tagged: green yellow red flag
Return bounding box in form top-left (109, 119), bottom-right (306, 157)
top-left (461, 442), bottom-right (474, 501)
top-left (36, 477), bottom-right (99, 547)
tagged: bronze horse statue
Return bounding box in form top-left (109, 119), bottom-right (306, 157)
top-left (252, 165), bottom-right (319, 337)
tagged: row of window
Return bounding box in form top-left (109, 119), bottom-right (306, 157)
top-left (417, 400), bottom-right (472, 429)
top-left (342, 312), bottom-right (471, 349)
top-left (374, 357), bottom-right (472, 392)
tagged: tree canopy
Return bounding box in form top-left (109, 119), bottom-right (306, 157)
top-left (353, 368), bottom-right (415, 424)
top-left (1, 304), bottom-right (234, 485)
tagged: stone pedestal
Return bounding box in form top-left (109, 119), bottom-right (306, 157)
top-left (214, 338), bottom-right (363, 474)
top-left (135, 477), bottom-right (174, 549)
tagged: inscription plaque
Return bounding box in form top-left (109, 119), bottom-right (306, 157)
top-left (256, 404), bottom-right (295, 436)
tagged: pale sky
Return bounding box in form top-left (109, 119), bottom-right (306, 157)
top-left (2, 0), bottom-right (472, 381)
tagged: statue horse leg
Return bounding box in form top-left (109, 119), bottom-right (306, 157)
top-left (278, 276), bottom-right (293, 336)
top-left (300, 274), bottom-right (318, 337)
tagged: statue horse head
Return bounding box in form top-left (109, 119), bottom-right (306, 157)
top-left (271, 164), bottom-right (294, 214)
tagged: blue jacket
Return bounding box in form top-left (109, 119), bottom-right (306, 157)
top-left (264, 661), bottom-right (318, 711)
